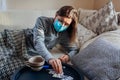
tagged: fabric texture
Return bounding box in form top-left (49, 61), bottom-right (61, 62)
top-left (78, 8), bottom-right (97, 22)
top-left (80, 29), bottom-right (120, 51)
top-left (117, 13), bottom-right (120, 25)
top-left (77, 23), bottom-right (96, 48)
top-left (0, 29), bottom-right (31, 80)
top-left (81, 1), bottom-right (118, 35)
top-left (71, 37), bottom-right (120, 80)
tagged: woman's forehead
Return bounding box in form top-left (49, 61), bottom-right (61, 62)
top-left (56, 16), bottom-right (72, 24)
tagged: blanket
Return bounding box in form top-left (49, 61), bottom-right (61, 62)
top-left (0, 29), bottom-right (32, 80)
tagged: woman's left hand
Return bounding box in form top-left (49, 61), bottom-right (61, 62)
top-left (59, 54), bottom-right (70, 63)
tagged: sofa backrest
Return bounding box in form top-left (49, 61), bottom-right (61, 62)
top-left (0, 9), bottom-right (98, 31)
top-left (0, 9), bottom-right (119, 31)
top-left (0, 10), bottom-right (56, 31)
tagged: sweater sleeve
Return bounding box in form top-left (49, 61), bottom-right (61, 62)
top-left (33, 17), bottom-right (54, 62)
top-left (60, 41), bottom-right (79, 59)
top-left (59, 33), bottom-right (79, 59)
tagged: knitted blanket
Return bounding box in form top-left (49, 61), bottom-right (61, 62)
top-left (0, 29), bottom-right (31, 80)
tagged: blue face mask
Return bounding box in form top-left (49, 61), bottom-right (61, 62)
top-left (53, 19), bottom-right (68, 32)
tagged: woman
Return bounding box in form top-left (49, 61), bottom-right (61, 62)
top-left (33, 6), bottom-right (79, 74)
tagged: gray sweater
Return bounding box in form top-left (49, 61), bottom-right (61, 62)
top-left (32, 16), bottom-right (79, 62)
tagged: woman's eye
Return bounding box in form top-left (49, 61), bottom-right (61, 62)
top-left (65, 23), bottom-right (69, 26)
top-left (58, 19), bottom-right (70, 26)
top-left (59, 20), bottom-right (63, 23)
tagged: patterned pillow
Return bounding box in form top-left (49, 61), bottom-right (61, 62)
top-left (117, 12), bottom-right (120, 25)
top-left (77, 24), bottom-right (96, 48)
top-left (78, 8), bottom-right (97, 22)
top-left (81, 1), bottom-right (118, 35)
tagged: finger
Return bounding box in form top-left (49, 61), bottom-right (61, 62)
top-left (53, 60), bottom-right (58, 73)
top-left (54, 59), bottom-right (60, 73)
top-left (50, 60), bottom-right (58, 73)
top-left (50, 60), bottom-right (56, 72)
top-left (56, 59), bottom-right (63, 73)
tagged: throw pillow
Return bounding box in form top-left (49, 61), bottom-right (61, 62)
top-left (117, 12), bottom-right (120, 25)
top-left (78, 8), bottom-right (97, 22)
top-left (71, 37), bottom-right (120, 80)
top-left (81, 1), bottom-right (118, 35)
top-left (77, 23), bottom-right (96, 48)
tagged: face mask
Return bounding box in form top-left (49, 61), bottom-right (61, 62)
top-left (53, 19), bottom-right (68, 32)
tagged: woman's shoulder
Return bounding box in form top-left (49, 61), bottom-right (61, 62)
top-left (37, 16), bottom-right (54, 22)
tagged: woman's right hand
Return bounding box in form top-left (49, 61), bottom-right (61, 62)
top-left (48, 58), bottom-right (63, 74)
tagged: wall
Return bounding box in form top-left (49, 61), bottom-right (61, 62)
top-left (0, 0), bottom-right (1, 10)
top-left (5, 0), bottom-right (94, 10)
top-left (0, 0), bottom-right (6, 10)
top-left (94, 0), bottom-right (120, 11)
top-left (2, 0), bottom-right (120, 11)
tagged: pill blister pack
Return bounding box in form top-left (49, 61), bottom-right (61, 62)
top-left (60, 76), bottom-right (73, 80)
top-left (46, 66), bottom-right (73, 80)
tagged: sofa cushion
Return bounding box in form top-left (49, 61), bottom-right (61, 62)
top-left (72, 37), bottom-right (120, 80)
top-left (80, 29), bottom-right (120, 51)
top-left (77, 23), bottom-right (96, 48)
top-left (80, 1), bottom-right (118, 35)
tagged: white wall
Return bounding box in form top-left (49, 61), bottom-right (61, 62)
top-left (0, 0), bottom-right (6, 10)
top-left (5, 0), bottom-right (94, 10)
top-left (0, 0), bottom-right (1, 10)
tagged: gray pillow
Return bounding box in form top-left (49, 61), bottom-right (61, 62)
top-left (71, 38), bottom-right (120, 80)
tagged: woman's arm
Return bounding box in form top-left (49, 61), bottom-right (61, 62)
top-left (33, 17), bottom-right (63, 74)
top-left (59, 33), bottom-right (79, 60)
top-left (33, 17), bottom-right (54, 62)
top-left (60, 41), bottom-right (79, 58)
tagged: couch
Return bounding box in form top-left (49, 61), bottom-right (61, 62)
top-left (0, 10), bottom-right (66, 56)
top-left (72, 1), bottom-right (120, 80)
top-left (0, 8), bottom-right (97, 80)
top-left (0, 1), bottom-right (120, 80)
